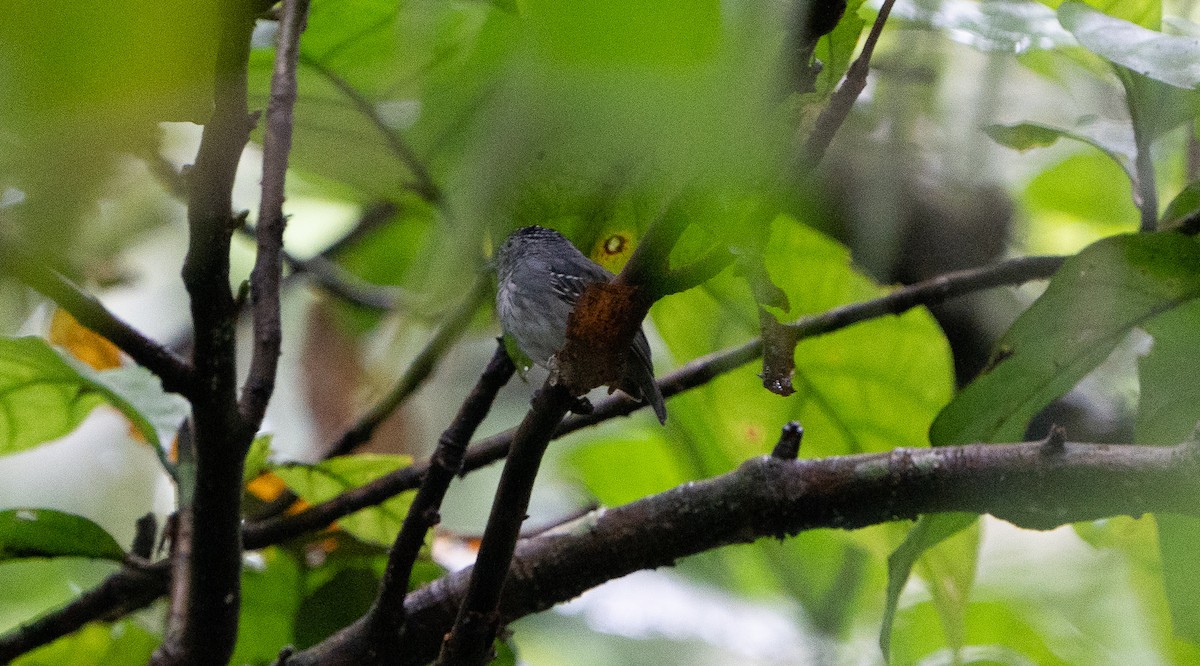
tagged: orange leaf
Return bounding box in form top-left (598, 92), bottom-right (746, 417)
top-left (49, 309), bottom-right (122, 370)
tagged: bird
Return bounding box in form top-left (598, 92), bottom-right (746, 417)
top-left (494, 225), bottom-right (667, 424)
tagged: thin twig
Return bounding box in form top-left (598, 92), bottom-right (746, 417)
top-left (300, 55), bottom-right (443, 204)
top-left (364, 344), bottom-right (515, 656)
top-left (0, 246), bottom-right (194, 396)
top-left (800, 0), bottom-right (899, 169)
top-left (324, 276), bottom-right (490, 459)
top-left (241, 0), bottom-right (311, 425)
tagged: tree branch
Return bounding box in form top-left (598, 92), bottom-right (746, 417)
top-left (284, 438), bottom-right (1200, 666)
top-left (241, 0), bottom-right (311, 426)
top-left (0, 246), bottom-right (194, 396)
top-left (800, 0), bottom-right (898, 169)
top-left (300, 55), bottom-right (443, 204)
top-left (151, 1), bottom-right (265, 662)
top-left (362, 344), bottom-right (515, 657)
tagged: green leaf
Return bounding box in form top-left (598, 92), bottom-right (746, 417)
top-left (1038, 0), bottom-right (1161, 28)
top-left (233, 547), bottom-right (302, 665)
top-left (1161, 181), bottom-right (1200, 231)
top-left (0, 337), bottom-right (109, 454)
top-left (12, 620), bottom-right (159, 666)
top-left (931, 232), bottom-right (1200, 447)
top-left (273, 454), bottom-right (414, 546)
top-left (0, 337), bottom-right (182, 458)
top-left (1059, 2), bottom-right (1200, 89)
top-left (1156, 515), bottom-right (1200, 645)
top-left (1135, 301), bottom-right (1200, 644)
top-left (653, 217), bottom-right (954, 462)
top-left (243, 435), bottom-right (274, 485)
top-left (984, 118), bottom-right (1136, 179)
top-left (813, 0), bottom-right (867, 97)
top-left (294, 567), bottom-right (380, 649)
top-left (880, 513), bottom-right (978, 661)
top-left (0, 508), bottom-right (125, 562)
top-left (889, 0), bottom-right (1074, 54)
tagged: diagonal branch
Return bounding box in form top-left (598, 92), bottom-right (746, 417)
top-left (0, 246), bottom-right (194, 396)
top-left (800, 0), bottom-right (899, 170)
top-left (241, 0), bottom-right (311, 426)
top-left (365, 343), bottom-right (515, 653)
top-left (300, 55), bottom-right (443, 204)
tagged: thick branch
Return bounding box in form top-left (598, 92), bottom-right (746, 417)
top-left (241, 0), bottom-right (311, 425)
top-left (0, 248), bottom-right (193, 395)
top-left (286, 438), bottom-right (1200, 666)
top-left (153, 2), bottom-right (259, 663)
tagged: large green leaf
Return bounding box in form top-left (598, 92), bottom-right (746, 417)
top-left (880, 513), bottom-right (978, 660)
top-left (12, 620), bottom-right (159, 666)
top-left (1135, 301), bottom-right (1200, 644)
top-left (572, 217), bottom-right (952, 617)
top-left (654, 217), bottom-right (954, 463)
top-left (273, 454), bottom-right (414, 546)
top-left (889, 0), bottom-right (1074, 54)
top-left (232, 546), bottom-right (302, 666)
top-left (931, 232), bottom-right (1200, 446)
top-left (1059, 2), bottom-right (1200, 89)
top-left (0, 337), bottom-right (178, 457)
top-left (0, 508), bottom-right (125, 562)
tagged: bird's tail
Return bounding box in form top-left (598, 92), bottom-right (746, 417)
top-left (628, 331), bottom-right (667, 425)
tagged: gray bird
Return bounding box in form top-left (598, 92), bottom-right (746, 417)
top-left (495, 226), bottom-right (667, 424)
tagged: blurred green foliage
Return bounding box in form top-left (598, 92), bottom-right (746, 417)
top-left (1, 0), bottom-right (1200, 663)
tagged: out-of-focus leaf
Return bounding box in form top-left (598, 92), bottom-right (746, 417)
top-left (654, 216), bottom-right (953, 463)
top-left (0, 337), bottom-right (180, 457)
top-left (0, 337), bottom-right (108, 455)
top-left (891, 600), bottom-right (1070, 665)
top-left (12, 620), bottom-right (159, 666)
top-left (1022, 151), bottom-right (1140, 253)
top-left (233, 547), bottom-right (302, 666)
top-left (1135, 301), bottom-right (1200, 644)
top-left (1161, 181), bottom-right (1200, 231)
top-left (880, 513), bottom-right (978, 660)
top-left (0, 0), bottom-right (221, 262)
top-left (0, 508), bottom-right (125, 562)
top-left (294, 567), bottom-right (380, 649)
top-left (916, 521), bottom-right (981, 657)
top-left (984, 122), bottom-right (1073, 150)
top-left (890, 0), bottom-right (1074, 53)
top-left (243, 435), bottom-right (274, 485)
top-left (1059, 3), bottom-right (1200, 88)
top-left (931, 232), bottom-right (1200, 446)
top-left (984, 117), bottom-right (1136, 179)
top-left (1041, 0), bottom-right (1160, 29)
top-left (1157, 515), bottom-right (1200, 645)
top-left (273, 454), bottom-right (414, 546)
